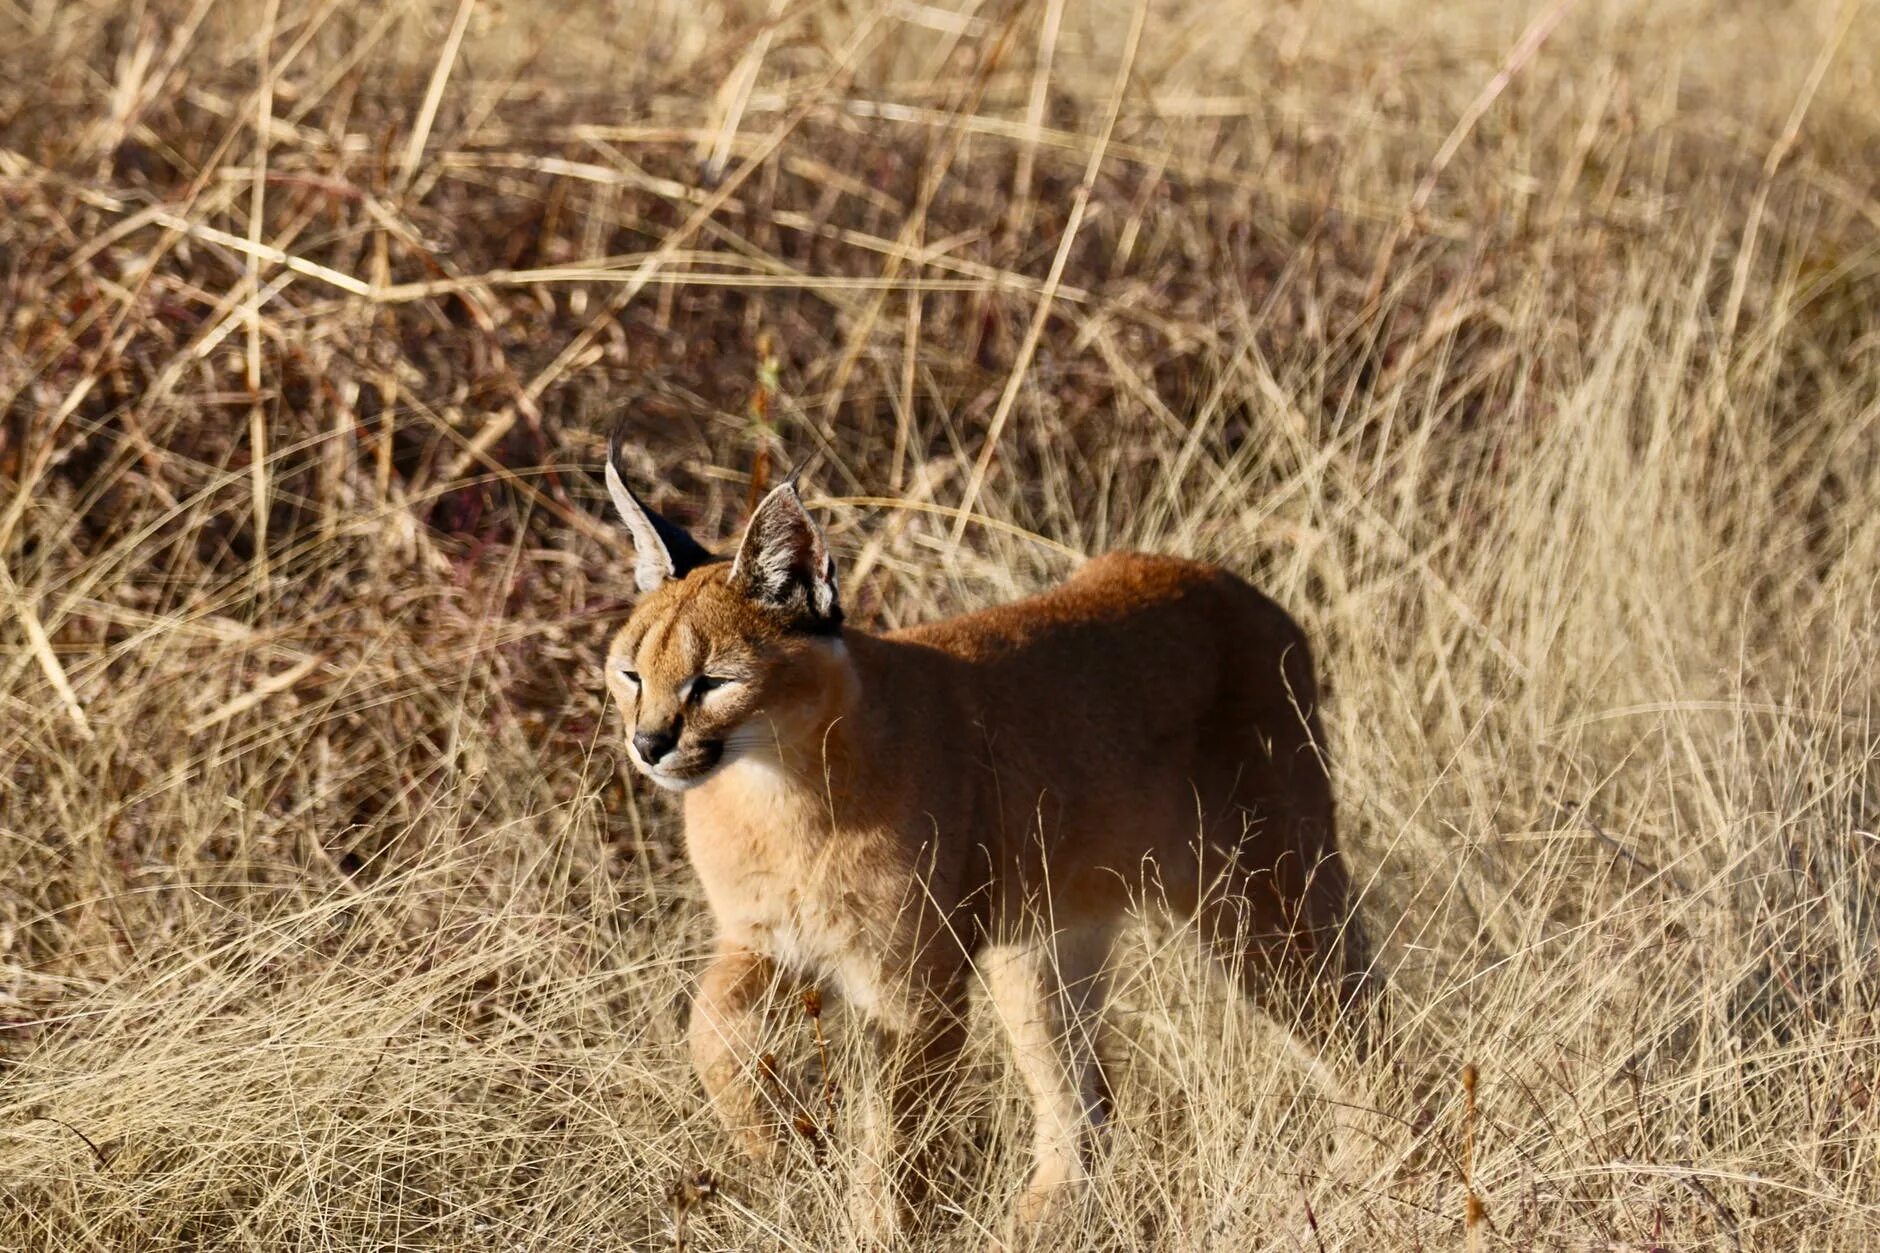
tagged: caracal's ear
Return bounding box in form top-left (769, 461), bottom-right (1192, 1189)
top-left (729, 479), bottom-right (842, 631)
top-left (605, 432), bottom-right (718, 593)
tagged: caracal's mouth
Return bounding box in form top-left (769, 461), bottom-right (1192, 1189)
top-left (635, 739), bottom-right (726, 792)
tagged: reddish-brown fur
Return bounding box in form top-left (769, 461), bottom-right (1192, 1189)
top-left (603, 464), bottom-right (1368, 1243)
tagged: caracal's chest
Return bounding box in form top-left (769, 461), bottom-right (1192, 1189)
top-left (683, 760), bottom-right (909, 1019)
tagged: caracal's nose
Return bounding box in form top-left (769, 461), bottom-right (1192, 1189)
top-left (633, 727), bottom-right (679, 766)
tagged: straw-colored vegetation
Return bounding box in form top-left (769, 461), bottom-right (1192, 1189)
top-left (3, 0), bottom-right (1877, 1247)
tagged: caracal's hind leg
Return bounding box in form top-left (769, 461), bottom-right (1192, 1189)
top-left (1199, 835), bottom-right (1396, 1178)
top-left (1217, 642), bottom-right (1376, 1052)
top-left (689, 939), bottom-right (807, 1162)
top-left (983, 925), bottom-right (1115, 1243)
top-left (1200, 842), bottom-right (1369, 1054)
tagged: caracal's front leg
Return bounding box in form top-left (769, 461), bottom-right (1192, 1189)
top-left (984, 926), bottom-right (1114, 1242)
top-left (689, 939), bottom-right (803, 1162)
top-left (852, 973), bottom-right (971, 1244)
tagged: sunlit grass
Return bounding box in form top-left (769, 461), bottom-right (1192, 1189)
top-left (1, 0), bottom-right (1876, 1248)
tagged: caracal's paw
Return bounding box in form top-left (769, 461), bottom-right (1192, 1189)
top-left (988, 1165), bottom-right (1094, 1251)
top-left (847, 1180), bottom-right (909, 1248)
top-left (705, 1055), bottom-right (827, 1166)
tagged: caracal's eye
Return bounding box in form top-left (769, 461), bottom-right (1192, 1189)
top-left (687, 675), bottom-right (735, 702)
top-left (617, 666), bottom-right (641, 687)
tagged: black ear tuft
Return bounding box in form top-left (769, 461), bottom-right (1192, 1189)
top-left (605, 431), bottom-right (718, 593)
top-left (729, 481), bottom-right (841, 632)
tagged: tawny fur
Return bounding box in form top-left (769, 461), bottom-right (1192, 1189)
top-left (603, 466), bottom-right (1369, 1243)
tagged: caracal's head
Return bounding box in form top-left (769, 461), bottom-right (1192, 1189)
top-left (602, 439), bottom-right (849, 793)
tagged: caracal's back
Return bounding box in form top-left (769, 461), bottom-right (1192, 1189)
top-left (882, 551), bottom-right (1350, 965)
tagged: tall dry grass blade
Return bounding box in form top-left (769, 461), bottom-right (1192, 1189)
top-left (1363, 0), bottom-right (1576, 310)
top-left (947, 0), bottom-right (1149, 549)
top-left (244, 0), bottom-right (279, 591)
top-left (186, 653), bottom-right (326, 735)
top-left (1008, 0), bottom-right (1067, 240)
top-left (699, 0), bottom-right (790, 186)
top-left (1718, 0), bottom-right (1859, 348)
top-left (0, 563), bottom-right (93, 741)
top-left (396, 0), bottom-right (478, 199)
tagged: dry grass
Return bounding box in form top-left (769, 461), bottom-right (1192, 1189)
top-left (3, 0), bottom-right (1879, 1247)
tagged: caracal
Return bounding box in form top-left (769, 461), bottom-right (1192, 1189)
top-left (602, 444), bottom-right (1371, 1242)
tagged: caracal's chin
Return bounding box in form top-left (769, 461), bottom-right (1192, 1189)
top-left (643, 766), bottom-right (718, 793)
